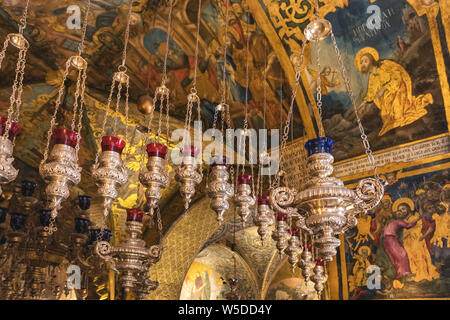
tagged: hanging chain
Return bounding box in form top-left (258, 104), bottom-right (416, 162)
top-left (112, 80), bottom-right (124, 137)
top-left (330, 30), bottom-right (379, 178)
top-left (2, 46), bottom-right (28, 143)
top-left (95, 79), bottom-right (117, 165)
top-left (70, 67), bottom-right (83, 131)
top-left (1, 0), bottom-right (31, 141)
top-left (271, 42), bottom-right (306, 189)
top-left (0, 37), bottom-right (10, 69)
top-left (191, 0), bottom-right (202, 93)
top-left (77, 0), bottom-right (91, 56)
top-left (40, 60), bottom-right (71, 166)
top-left (18, 0), bottom-right (30, 34)
top-left (156, 206), bottom-right (163, 250)
top-left (121, 1), bottom-right (133, 67)
top-left (162, 0), bottom-right (174, 85)
top-left (315, 40), bottom-right (325, 137)
top-left (75, 64), bottom-right (88, 157)
top-left (220, 0), bottom-right (230, 105)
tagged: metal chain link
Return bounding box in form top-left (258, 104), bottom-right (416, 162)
top-left (315, 40), bottom-right (325, 137)
top-left (0, 37), bottom-right (10, 69)
top-left (18, 0), bottom-right (30, 34)
top-left (77, 0), bottom-right (91, 56)
top-left (124, 77), bottom-right (130, 149)
top-left (330, 30), bottom-right (379, 177)
top-left (40, 60), bottom-right (71, 166)
top-left (95, 78), bottom-right (117, 166)
top-left (271, 42), bottom-right (307, 189)
top-left (161, 0), bottom-right (174, 85)
top-left (156, 206), bottom-right (163, 250)
top-left (121, 0), bottom-right (133, 67)
top-left (191, 0), bottom-right (202, 91)
top-left (220, 0), bottom-right (230, 105)
top-left (112, 80), bottom-right (124, 137)
top-left (70, 67), bottom-right (83, 131)
top-left (3, 46), bottom-right (28, 143)
top-left (75, 64), bottom-right (88, 157)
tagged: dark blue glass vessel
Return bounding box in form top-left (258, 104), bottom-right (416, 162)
top-left (0, 207), bottom-right (7, 224)
top-left (304, 137), bottom-right (334, 156)
top-left (21, 180), bottom-right (37, 197)
top-left (78, 195), bottom-right (91, 211)
top-left (75, 217), bottom-right (91, 234)
top-left (39, 209), bottom-right (52, 227)
top-left (88, 228), bottom-right (112, 244)
top-left (9, 212), bottom-right (27, 231)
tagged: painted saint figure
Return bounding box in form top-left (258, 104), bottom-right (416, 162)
top-left (355, 47), bottom-right (433, 136)
top-left (383, 201), bottom-right (421, 279)
top-left (398, 198), bottom-right (440, 282)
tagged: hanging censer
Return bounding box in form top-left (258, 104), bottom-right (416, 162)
top-left (206, 2), bottom-right (234, 223)
top-left (174, 0), bottom-right (203, 213)
top-left (0, 0), bottom-right (31, 195)
top-left (92, 1), bottom-right (133, 236)
top-left (138, 0), bottom-right (176, 217)
top-left (39, 0), bottom-right (93, 234)
top-left (271, 1), bottom-right (385, 263)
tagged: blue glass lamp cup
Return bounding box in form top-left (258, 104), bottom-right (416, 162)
top-left (88, 228), bottom-right (112, 245)
top-left (39, 209), bottom-right (52, 227)
top-left (9, 212), bottom-right (27, 231)
top-left (304, 137), bottom-right (334, 156)
top-left (75, 217), bottom-right (91, 234)
top-left (0, 207), bottom-right (7, 224)
top-left (21, 180), bottom-right (37, 197)
top-left (78, 195), bottom-right (91, 210)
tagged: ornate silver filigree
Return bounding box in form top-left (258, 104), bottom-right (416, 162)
top-left (207, 164), bottom-right (233, 223)
top-left (175, 154), bottom-right (202, 211)
top-left (285, 232), bottom-right (303, 272)
top-left (234, 182), bottom-right (255, 226)
top-left (92, 150), bottom-right (128, 211)
top-left (96, 219), bottom-right (161, 294)
top-left (298, 249), bottom-right (315, 281)
top-left (271, 150), bottom-right (384, 262)
top-left (0, 137), bottom-right (18, 195)
top-left (254, 201), bottom-right (273, 244)
top-left (311, 263), bottom-right (328, 297)
top-left (139, 155), bottom-right (169, 216)
top-left (39, 144), bottom-right (81, 221)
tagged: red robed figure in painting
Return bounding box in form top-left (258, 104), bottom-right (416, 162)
top-left (383, 207), bottom-right (420, 279)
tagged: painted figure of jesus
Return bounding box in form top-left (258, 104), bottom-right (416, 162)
top-left (355, 47), bottom-right (433, 136)
top-left (383, 203), bottom-right (421, 279)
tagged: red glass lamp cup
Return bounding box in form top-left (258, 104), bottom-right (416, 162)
top-left (237, 174), bottom-right (252, 185)
top-left (146, 142), bottom-right (168, 159)
top-left (180, 145), bottom-right (199, 157)
top-left (258, 195), bottom-right (270, 205)
top-left (315, 258), bottom-right (324, 266)
top-left (51, 128), bottom-right (81, 148)
top-left (290, 228), bottom-right (300, 236)
top-left (0, 116), bottom-right (21, 140)
top-left (101, 136), bottom-right (126, 154)
top-left (126, 208), bottom-right (144, 222)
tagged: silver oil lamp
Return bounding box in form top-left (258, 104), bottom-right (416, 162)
top-left (175, 145), bottom-right (202, 211)
top-left (234, 174), bottom-right (255, 227)
top-left (0, 117), bottom-right (21, 195)
top-left (207, 156), bottom-right (234, 224)
top-left (139, 143), bottom-right (169, 216)
top-left (92, 136), bottom-right (128, 212)
top-left (254, 195), bottom-right (273, 244)
top-left (39, 128), bottom-right (82, 232)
